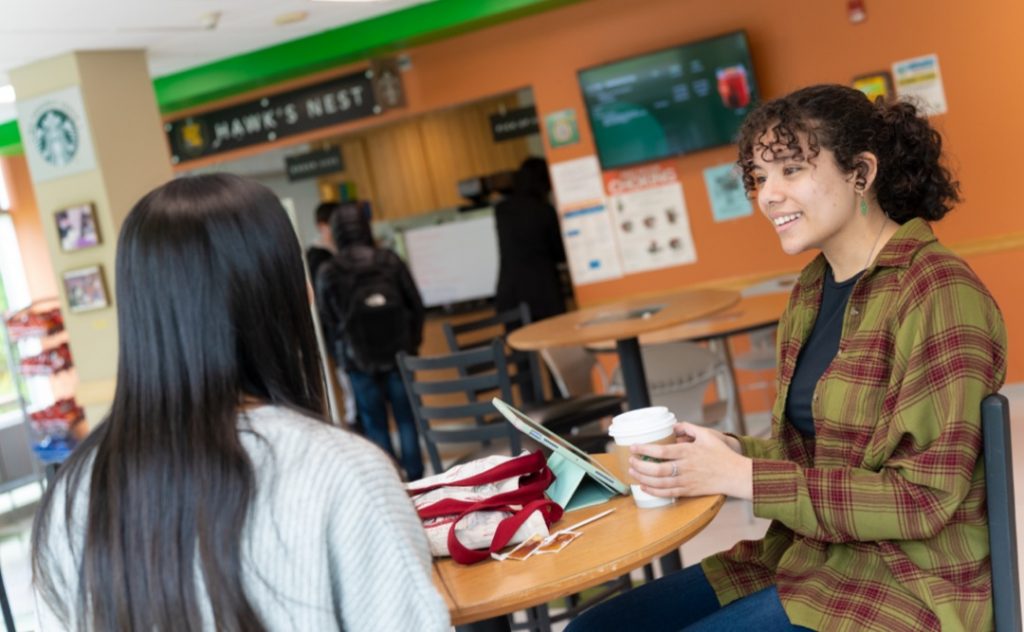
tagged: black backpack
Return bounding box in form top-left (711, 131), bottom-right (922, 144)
top-left (338, 250), bottom-right (413, 374)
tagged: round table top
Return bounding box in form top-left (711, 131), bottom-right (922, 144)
top-left (507, 288), bottom-right (739, 351)
top-left (586, 291), bottom-right (790, 351)
top-left (432, 454), bottom-right (724, 625)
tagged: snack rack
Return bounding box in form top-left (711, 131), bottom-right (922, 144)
top-left (1, 298), bottom-right (82, 485)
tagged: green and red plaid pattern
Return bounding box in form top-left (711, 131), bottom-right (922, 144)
top-left (702, 218), bottom-right (1007, 631)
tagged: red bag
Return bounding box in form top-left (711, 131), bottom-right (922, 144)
top-left (407, 451), bottom-right (564, 564)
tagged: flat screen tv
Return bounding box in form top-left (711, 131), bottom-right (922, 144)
top-left (578, 31), bottom-right (759, 170)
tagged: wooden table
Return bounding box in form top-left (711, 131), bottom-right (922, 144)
top-left (507, 288), bottom-right (738, 412)
top-left (433, 454), bottom-right (724, 628)
top-left (587, 291), bottom-right (791, 436)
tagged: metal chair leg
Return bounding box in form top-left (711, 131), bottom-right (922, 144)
top-left (0, 560), bottom-right (16, 632)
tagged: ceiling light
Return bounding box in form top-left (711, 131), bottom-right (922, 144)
top-left (275, 11), bottom-right (309, 26)
top-left (0, 85), bottom-right (15, 104)
top-left (199, 11), bottom-right (221, 30)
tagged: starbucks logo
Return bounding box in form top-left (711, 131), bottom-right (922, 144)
top-left (33, 108), bottom-right (79, 167)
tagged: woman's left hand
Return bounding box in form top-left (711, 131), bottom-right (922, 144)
top-left (628, 422), bottom-right (753, 500)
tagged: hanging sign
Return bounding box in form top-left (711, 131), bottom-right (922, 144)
top-left (166, 70), bottom-right (377, 163)
top-left (285, 147), bottom-right (344, 181)
top-left (490, 106), bottom-right (539, 141)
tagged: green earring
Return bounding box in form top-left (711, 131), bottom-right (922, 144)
top-left (860, 197), bottom-right (869, 216)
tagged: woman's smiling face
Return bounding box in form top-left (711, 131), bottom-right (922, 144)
top-left (750, 131), bottom-right (860, 257)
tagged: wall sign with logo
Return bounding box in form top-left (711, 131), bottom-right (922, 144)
top-left (285, 147), bottom-right (345, 182)
top-left (489, 106), bottom-right (539, 141)
top-left (545, 109), bottom-right (579, 148)
top-left (369, 57), bottom-right (406, 111)
top-left (166, 70), bottom-right (378, 163)
top-left (16, 86), bottom-right (99, 183)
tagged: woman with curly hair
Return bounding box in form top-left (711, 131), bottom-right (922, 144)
top-left (567, 85), bottom-right (1006, 631)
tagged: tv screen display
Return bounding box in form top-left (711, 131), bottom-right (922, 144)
top-left (578, 31), bottom-right (759, 170)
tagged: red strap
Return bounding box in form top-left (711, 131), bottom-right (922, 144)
top-left (407, 451), bottom-right (548, 496)
top-left (416, 464), bottom-right (554, 519)
top-left (447, 498), bottom-right (564, 564)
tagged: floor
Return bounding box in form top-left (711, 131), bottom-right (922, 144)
top-left (2, 384), bottom-right (1023, 631)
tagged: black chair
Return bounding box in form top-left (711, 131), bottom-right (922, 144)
top-left (0, 564), bottom-right (13, 632)
top-left (982, 393), bottom-right (1021, 631)
top-left (397, 339), bottom-right (521, 474)
top-left (442, 304), bottom-right (624, 446)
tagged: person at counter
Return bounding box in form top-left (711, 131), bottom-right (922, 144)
top-left (31, 175), bottom-right (449, 631)
top-left (494, 156), bottom-right (568, 321)
top-left (567, 85), bottom-right (1006, 631)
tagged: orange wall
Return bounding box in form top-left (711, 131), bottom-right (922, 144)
top-left (152, 0), bottom-right (1024, 382)
top-left (401, 0), bottom-right (1024, 380)
top-left (2, 155), bottom-right (58, 302)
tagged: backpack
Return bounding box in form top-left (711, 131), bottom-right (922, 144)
top-left (338, 249), bottom-right (413, 374)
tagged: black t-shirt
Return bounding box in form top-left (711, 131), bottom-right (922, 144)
top-left (784, 268), bottom-right (863, 436)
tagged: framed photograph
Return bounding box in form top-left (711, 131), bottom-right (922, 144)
top-left (55, 203), bottom-right (101, 252)
top-left (852, 71), bottom-right (894, 103)
top-left (62, 265), bottom-right (110, 313)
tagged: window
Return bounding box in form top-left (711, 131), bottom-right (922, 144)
top-left (0, 204), bottom-right (30, 416)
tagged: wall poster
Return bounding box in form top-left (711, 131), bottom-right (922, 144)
top-left (603, 161), bottom-right (696, 274)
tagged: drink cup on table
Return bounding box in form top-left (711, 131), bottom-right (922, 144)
top-left (608, 407), bottom-right (676, 508)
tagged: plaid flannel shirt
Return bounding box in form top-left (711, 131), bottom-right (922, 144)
top-left (702, 218), bottom-right (1007, 631)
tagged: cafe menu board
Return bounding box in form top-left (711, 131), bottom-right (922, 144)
top-left (603, 161), bottom-right (697, 274)
top-left (550, 156), bottom-right (624, 286)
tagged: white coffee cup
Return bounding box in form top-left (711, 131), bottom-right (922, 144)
top-left (608, 407), bottom-right (676, 508)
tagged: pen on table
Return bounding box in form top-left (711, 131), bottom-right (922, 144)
top-left (553, 508), bottom-right (615, 535)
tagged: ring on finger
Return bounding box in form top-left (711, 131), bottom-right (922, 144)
top-left (670, 461), bottom-right (678, 477)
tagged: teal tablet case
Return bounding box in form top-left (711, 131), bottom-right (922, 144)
top-left (546, 452), bottom-right (619, 511)
top-left (491, 397), bottom-right (628, 512)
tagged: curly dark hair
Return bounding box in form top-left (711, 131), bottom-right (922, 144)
top-left (736, 84), bottom-right (960, 223)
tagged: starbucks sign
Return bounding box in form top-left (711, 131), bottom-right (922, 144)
top-left (17, 86), bottom-right (97, 183)
top-left (34, 108), bottom-right (79, 166)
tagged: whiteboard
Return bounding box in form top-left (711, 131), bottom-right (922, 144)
top-left (402, 214), bottom-right (499, 307)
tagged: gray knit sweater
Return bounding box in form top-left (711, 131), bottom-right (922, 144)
top-left (33, 405), bottom-right (451, 631)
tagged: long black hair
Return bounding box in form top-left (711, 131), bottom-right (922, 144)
top-left (32, 173), bottom-right (327, 631)
top-left (736, 84), bottom-right (960, 223)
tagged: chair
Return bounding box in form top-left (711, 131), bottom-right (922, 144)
top-left (442, 305), bottom-right (624, 444)
top-left (982, 393), bottom-right (1021, 631)
top-left (609, 341), bottom-right (738, 433)
top-left (0, 560), bottom-right (14, 632)
top-left (397, 339), bottom-right (520, 474)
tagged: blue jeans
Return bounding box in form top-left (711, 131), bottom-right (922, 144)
top-left (565, 564), bottom-right (814, 632)
top-left (347, 368), bottom-right (424, 481)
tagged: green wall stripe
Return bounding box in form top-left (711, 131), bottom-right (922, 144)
top-left (0, 121), bottom-right (21, 156)
top-left (0, 0), bottom-right (580, 156)
top-left (154, 0), bottom-right (582, 114)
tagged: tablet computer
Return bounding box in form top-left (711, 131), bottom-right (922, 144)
top-left (491, 397), bottom-right (628, 495)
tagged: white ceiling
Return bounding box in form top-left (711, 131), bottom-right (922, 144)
top-left (0, 0), bottom-right (433, 122)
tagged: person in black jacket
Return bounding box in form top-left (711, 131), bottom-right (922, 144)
top-left (315, 201), bottom-right (426, 481)
top-left (494, 157), bottom-right (568, 322)
top-left (306, 202), bottom-right (337, 280)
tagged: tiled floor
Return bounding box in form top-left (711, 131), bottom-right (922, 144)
top-left (3, 385), bottom-right (1023, 631)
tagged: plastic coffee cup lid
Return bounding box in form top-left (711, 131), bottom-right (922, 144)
top-left (608, 406), bottom-right (676, 438)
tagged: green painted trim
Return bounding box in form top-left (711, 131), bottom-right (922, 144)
top-left (0, 121), bottom-right (21, 156)
top-left (0, 0), bottom-right (581, 155)
top-left (154, 0), bottom-right (583, 114)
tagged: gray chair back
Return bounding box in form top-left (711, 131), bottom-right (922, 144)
top-left (397, 339), bottom-right (520, 474)
top-left (442, 303), bottom-right (545, 403)
top-left (982, 393), bottom-right (1021, 631)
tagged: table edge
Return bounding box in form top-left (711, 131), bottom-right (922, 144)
top-left (446, 494), bottom-right (726, 625)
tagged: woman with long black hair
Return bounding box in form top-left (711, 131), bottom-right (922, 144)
top-left (31, 174), bottom-right (449, 631)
